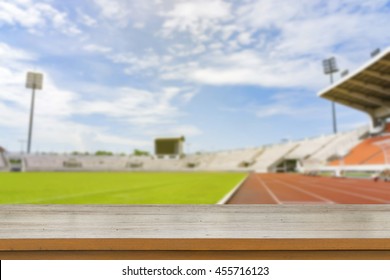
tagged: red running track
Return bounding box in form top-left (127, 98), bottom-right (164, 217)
top-left (227, 173), bottom-right (390, 204)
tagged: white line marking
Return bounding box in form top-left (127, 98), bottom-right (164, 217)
top-left (255, 175), bottom-right (282, 204)
top-left (274, 179), bottom-right (335, 204)
top-left (217, 175), bottom-right (248, 205)
top-left (20, 181), bottom-right (167, 204)
top-left (297, 179), bottom-right (390, 203)
top-left (304, 178), bottom-right (390, 194)
top-left (305, 179), bottom-right (390, 196)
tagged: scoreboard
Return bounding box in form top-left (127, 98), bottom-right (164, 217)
top-left (155, 136), bottom-right (185, 156)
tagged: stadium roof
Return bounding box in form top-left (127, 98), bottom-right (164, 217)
top-left (318, 47), bottom-right (390, 120)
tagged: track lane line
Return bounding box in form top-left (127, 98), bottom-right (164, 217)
top-left (255, 174), bottom-right (282, 204)
top-left (298, 176), bottom-right (390, 198)
top-left (294, 178), bottom-right (390, 203)
top-left (299, 178), bottom-right (390, 196)
top-left (273, 179), bottom-right (335, 204)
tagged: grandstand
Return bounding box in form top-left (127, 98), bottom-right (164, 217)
top-left (251, 142), bottom-right (298, 172)
top-left (0, 151), bottom-right (7, 171)
top-left (329, 134), bottom-right (390, 166)
top-left (191, 147), bottom-right (262, 170)
top-left (285, 135), bottom-right (336, 160)
top-left (319, 46), bottom-right (390, 132)
top-left (1, 125), bottom-right (371, 173)
top-left (317, 47), bottom-right (390, 174)
top-left (304, 126), bottom-right (369, 165)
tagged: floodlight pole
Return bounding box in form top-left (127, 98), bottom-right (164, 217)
top-left (25, 71), bottom-right (43, 154)
top-left (322, 57), bottom-right (339, 134)
top-left (27, 86), bottom-right (36, 154)
top-left (330, 73), bottom-right (337, 134)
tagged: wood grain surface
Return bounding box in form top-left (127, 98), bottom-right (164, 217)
top-left (1, 205), bottom-right (390, 259)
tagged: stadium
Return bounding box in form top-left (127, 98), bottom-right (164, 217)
top-left (0, 0), bottom-right (390, 260)
top-left (2, 49), bottom-right (390, 204)
top-left (1, 1), bottom-right (390, 260)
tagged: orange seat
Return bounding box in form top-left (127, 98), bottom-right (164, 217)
top-left (329, 135), bottom-right (390, 166)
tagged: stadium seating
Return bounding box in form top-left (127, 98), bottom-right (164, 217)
top-left (24, 155), bottom-right (67, 170)
top-left (6, 126), bottom-right (377, 173)
top-left (303, 126), bottom-right (369, 167)
top-left (251, 142), bottom-right (299, 172)
top-left (286, 135), bottom-right (336, 160)
top-left (204, 148), bottom-right (262, 170)
top-left (76, 156), bottom-right (128, 170)
top-left (136, 157), bottom-right (184, 170)
top-left (0, 154), bottom-right (6, 170)
top-left (329, 134), bottom-right (390, 166)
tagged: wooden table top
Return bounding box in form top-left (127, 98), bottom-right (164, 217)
top-left (1, 205), bottom-right (390, 251)
top-left (2, 204), bottom-right (390, 239)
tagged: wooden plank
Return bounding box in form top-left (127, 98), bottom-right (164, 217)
top-left (1, 250), bottom-right (390, 260)
top-left (2, 205), bottom-right (390, 239)
top-left (1, 238), bottom-right (390, 251)
top-left (1, 204), bottom-right (390, 259)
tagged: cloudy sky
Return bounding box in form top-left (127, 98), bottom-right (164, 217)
top-left (0, 0), bottom-right (389, 154)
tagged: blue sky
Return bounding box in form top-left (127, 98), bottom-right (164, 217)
top-left (0, 0), bottom-right (389, 154)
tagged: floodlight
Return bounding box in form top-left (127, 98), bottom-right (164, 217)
top-left (340, 69), bottom-right (349, 78)
top-left (322, 57), bottom-right (339, 134)
top-left (26, 72), bottom-right (44, 90)
top-left (322, 57), bottom-right (338, 74)
top-left (371, 48), bottom-right (381, 58)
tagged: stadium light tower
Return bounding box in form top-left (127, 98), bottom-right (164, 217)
top-left (322, 57), bottom-right (339, 134)
top-left (25, 72), bottom-right (44, 154)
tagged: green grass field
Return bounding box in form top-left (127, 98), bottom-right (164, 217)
top-left (0, 172), bottom-right (245, 204)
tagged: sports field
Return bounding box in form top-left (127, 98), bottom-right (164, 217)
top-left (0, 172), bottom-right (245, 204)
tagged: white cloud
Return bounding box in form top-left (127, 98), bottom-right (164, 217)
top-left (163, 0), bottom-right (231, 21)
top-left (0, 101), bottom-right (26, 127)
top-left (92, 0), bottom-right (129, 26)
top-left (160, 0), bottom-right (232, 39)
top-left (157, 0), bottom-right (390, 90)
top-left (254, 97), bottom-right (327, 120)
top-left (1, 0), bottom-right (389, 153)
top-left (92, 0), bottom-right (157, 27)
top-left (83, 44), bottom-right (111, 54)
top-left (236, 0), bottom-right (305, 29)
top-left (0, 42), bottom-right (170, 152)
top-left (30, 117), bottom-right (151, 152)
top-left (0, 1), bottom-right (81, 35)
top-left (76, 86), bottom-right (181, 126)
top-left (0, 42), bottom-right (36, 62)
top-left (93, 133), bottom-right (150, 148)
top-left (237, 32), bottom-right (253, 46)
top-left (169, 125), bottom-right (202, 136)
top-left (133, 22), bottom-right (145, 29)
top-left (255, 104), bottom-right (296, 118)
top-left (109, 50), bottom-right (163, 75)
top-left (77, 10), bottom-right (97, 27)
top-left (162, 49), bottom-right (323, 89)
